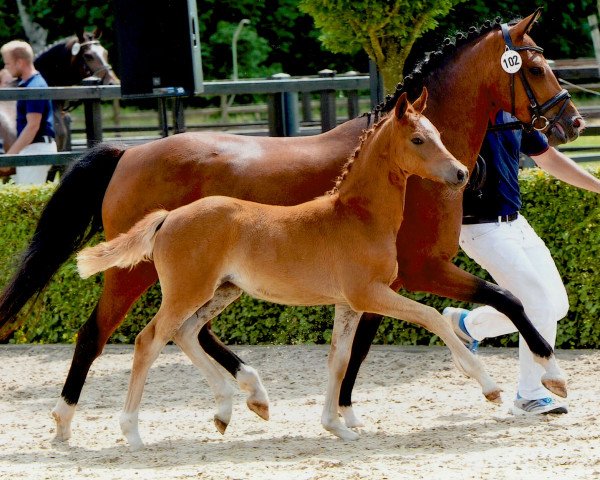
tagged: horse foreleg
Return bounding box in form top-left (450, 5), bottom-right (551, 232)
top-left (321, 304), bottom-right (362, 441)
top-left (51, 264), bottom-right (157, 442)
top-left (198, 322), bottom-right (269, 423)
top-left (403, 261), bottom-right (566, 397)
top-left (174, 283), bottom-right (269, 435)
top-left (350, 284), bottom-right (502, 404)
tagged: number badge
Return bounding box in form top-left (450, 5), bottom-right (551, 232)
top-left (501, 49), bottom-right (522, 74)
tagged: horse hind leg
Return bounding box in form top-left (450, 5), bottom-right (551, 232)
top-left (52, 264), bottom-right (157, 442)
top-left (174, 283), bottom-right (269, 434)
top-left (120, 291), bottom-right (213, 451)
top-left (199, 323), bottom-right (269, 424)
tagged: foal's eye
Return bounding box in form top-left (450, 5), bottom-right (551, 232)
top-left (529, 66), bottom-right (544, 76)
top-left (411, 137), bottom-right (424, 145)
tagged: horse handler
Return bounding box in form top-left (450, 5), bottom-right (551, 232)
top-left (445, 109), bottom-right (600, 415)
top-left (0, 40), bottom-right (55, 184)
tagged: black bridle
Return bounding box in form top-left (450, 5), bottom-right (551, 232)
top-left (488, 23), bottom-right (571, 133)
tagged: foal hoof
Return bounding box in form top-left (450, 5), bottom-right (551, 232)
top-left (214, 415), bottom-right (229, 435)
top-left (542, 375), bottom-right (568, 398)
top-left (247, 399), bottom-right (270, 421)
top-left (339, 406), bottom-right (365, 428)
top-left (483, 388), bottom-right (503, 405)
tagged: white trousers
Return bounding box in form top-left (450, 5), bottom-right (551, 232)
top-left (13, 141), bottom-right (56, 184)
top-left (459, 215), bottom-right (569, 400)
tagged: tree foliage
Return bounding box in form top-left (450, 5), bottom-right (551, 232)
top-left (0, 1), bottom-right (598, 85)
top-left (299, 0), bottom-right (467, 92)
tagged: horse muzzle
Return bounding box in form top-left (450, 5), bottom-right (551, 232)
top-left (547, 114), bottom-right (585, 146)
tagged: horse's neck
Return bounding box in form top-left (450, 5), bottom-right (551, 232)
top-left (336, 120), bottom-right (407, 233)
top-left (35, 40), bottom-right (78, 86)
top-left (424, 39), bottom-right (499, 169)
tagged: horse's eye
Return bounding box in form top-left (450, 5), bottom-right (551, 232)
top-left (529, 66), bottom-right (544, 76)
top-left (411, 137), bottom-right (424, 145)
top-left (83, 53), bottom-right (94, 61)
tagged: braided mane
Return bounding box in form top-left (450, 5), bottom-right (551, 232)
top-left (363, 17), bottom-right (506, 123)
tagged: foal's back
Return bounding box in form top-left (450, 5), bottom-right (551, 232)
top-left (152, 194), bottom-right (366, 307)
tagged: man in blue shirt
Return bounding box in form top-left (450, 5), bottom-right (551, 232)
top-left (1, 40), bottom-right (55, 184)
top-left (444, 110), bottom-right (600, 415)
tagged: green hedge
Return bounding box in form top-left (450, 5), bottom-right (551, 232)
top-left (1, 167), bottom-right (599, 347)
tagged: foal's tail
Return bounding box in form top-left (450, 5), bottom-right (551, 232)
top-left (0, 144), bottom-right (124, 339)
top-left (77, 210), bottom-right (169, 279)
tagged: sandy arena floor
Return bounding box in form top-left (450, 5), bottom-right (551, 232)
top-left (1, 344), bottom-right (599, 479)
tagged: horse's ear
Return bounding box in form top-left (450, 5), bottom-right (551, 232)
top-left (412, 87), bottom-right (428, 114)
top-left (75, 28), bottom-right (85, 43)
top-left (511, 8), bottom-right (542, 40)
top-left (395, 92), bottom-right (409, 120)
top-left (92, 28), bottom-right (102, 39)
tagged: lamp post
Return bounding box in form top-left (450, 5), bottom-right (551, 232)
top-left (232, 18), bottom-right (250, 81)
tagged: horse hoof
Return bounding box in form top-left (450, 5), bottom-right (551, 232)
top-left (339, 406), bottom-right (364, 428)
top-left (51, 398), bottom-right (75, 441)
top-left (542, 375), bottom-right (568, 398)
top-left (247, 399), bottom-right (269, 421)
top-left (483, 388), bottom-right (503, 404)
top-left (214, 415), bottom-right (229, 435)
top-left (324, 423), bottom-right (360, 441)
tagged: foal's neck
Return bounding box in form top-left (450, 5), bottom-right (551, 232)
top-left (334, 117), bottom-right (408, 233)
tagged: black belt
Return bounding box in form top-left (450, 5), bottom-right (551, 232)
top-left (32, 135), bottom-right (54, 144)
top-left (462, 212), bottom-right (519, 225)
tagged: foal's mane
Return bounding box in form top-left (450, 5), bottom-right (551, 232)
top-left (328, 111), bottom-right (394, 195)
top-left (364, 17), bottom-right (507, 124)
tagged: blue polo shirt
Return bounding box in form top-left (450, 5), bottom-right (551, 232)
top-left (464, 111), bottom-right (549, 218)
top-left (16, 72), bottom-right (55, 141)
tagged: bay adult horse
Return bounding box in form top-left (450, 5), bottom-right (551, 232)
top-left (34, 29), bottom-right (119, 151)
top-left (0, 12), bottom-right (582, 441)
top-left (75, 91), bottom-right (504, 449)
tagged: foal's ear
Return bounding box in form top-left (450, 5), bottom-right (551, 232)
top-left (511, 8), bottom-right (542, 40)
top-left (395, 92), bottom-right (409, 120)
top-left (412, 87), bottom-right (428, 114)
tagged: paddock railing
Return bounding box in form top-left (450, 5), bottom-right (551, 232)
top-left (0, 73), bottom-right (373, 168)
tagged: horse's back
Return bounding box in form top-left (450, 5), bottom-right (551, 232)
top-left (102, 127), bottom-right (360, 239)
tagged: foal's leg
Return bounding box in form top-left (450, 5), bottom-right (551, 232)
top-left (120, 295), bottom-right (211, 451)
top-left (321, 304), bottom-right (362, 441)
top-left (52, 263), bottom-right (156, 441)
top-left (173, 284), bottom-right (269, 434)
top-left (339, 262), bottom-right (567, 420)
top-left (350, 284), bottom-right (502, 405)
top-left (198, 324), bottom-right (269, 423)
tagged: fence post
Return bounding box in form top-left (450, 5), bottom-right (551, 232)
top-left (319, 69), bottom-right (337, 132)
top-left (82, 76), bottom-right (103, 147)
top-left (343, 70), bottom-right (360, 119)
top-left (267, 73), bottom-right (299, 137)
top-left (369, 59), bottom-right (384, 108)
top-left (172, 97), bottom-right (186, 134)
top-left (158, 97), bottom-right (169, 137)
top-left (300, 77), bottom-right (313, 123)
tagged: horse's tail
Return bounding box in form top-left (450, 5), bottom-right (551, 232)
top-left (77, 210), bottom-right (169, 279)
top-left (0, 143), bottom-right (125, 339)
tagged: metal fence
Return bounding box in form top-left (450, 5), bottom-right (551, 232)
top-left (0, 73), bottom-right (371, 168)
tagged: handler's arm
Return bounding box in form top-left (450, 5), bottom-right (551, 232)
top-left (531, 147), bottom-right (600, 194)
top-left (6, 112), bottom-right (41, 154)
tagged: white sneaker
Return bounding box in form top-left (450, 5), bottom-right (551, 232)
top-left (510, 396), bottom-right (568, 415)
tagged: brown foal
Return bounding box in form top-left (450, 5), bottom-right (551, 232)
top-left (77, 91), bottom-right (504, 450)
